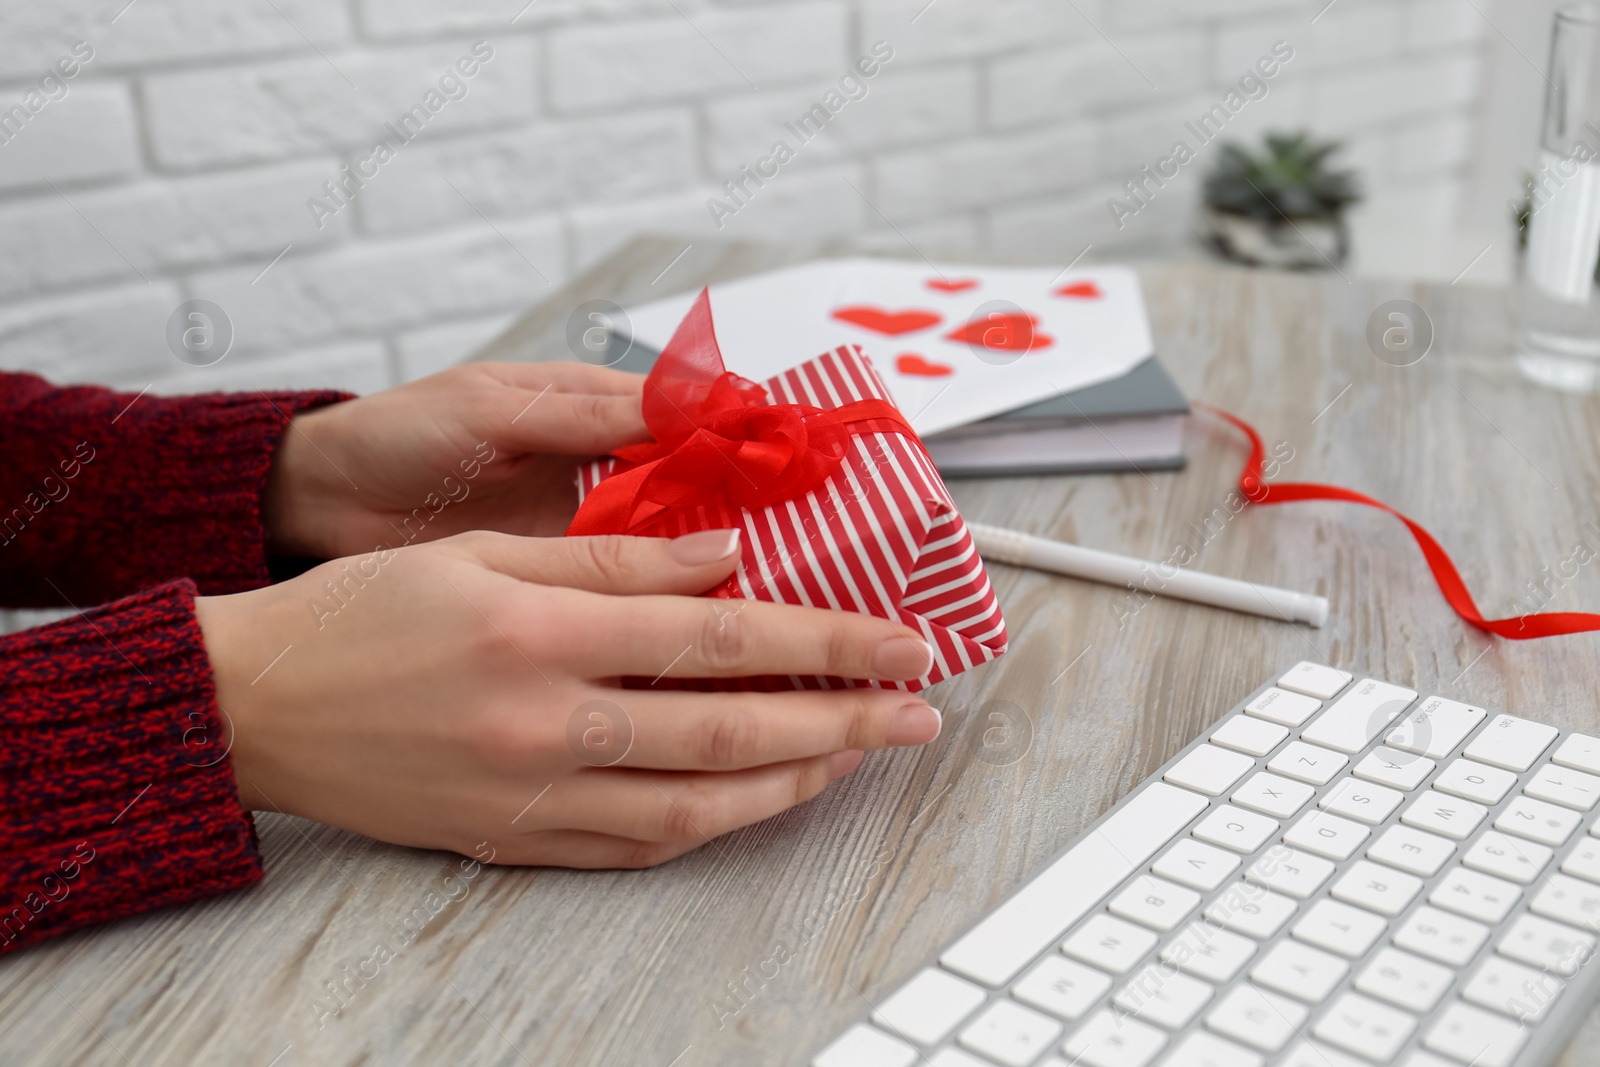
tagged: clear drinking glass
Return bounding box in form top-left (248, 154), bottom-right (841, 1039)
top-left (1518, 3), bottom-right (1600, 393)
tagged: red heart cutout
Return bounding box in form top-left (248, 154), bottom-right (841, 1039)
top-left (926, 277), bottom-right (979, 292)
top-left (831, 305), bottom-right (942, 336)
top-left (1054, 280), bottom-right (1102, 299)
top-left (944, 311), bottom-right (1054, 351)
top-left (895, 353), bottom-right (954, 377)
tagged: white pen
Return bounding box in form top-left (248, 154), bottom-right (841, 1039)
top-left (967, 522), bottom-right (1329, 628)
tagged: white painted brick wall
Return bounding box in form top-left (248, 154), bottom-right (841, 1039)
top-left (0, 0), bottom-right (1493, 395)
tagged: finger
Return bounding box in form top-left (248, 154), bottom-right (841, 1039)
top-left (518, 752), bottom-right (864, 844)
top-left (460, 529), bottom-right (743, 595)
top-left (604, 689), bottom-right (942, 770)
top-left (560, 594), bottom-right (935, 682)
top-left (482, 360), bottom-right (646, 397)
top-left (502, 390), bottom-right (650, 455)
top-left (479, 829), bottom-right (700, 870)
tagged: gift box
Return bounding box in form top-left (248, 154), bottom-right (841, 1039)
top-left (568, 289), bottom-right (1006, 691)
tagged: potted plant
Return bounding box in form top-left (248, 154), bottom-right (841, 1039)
top-left (1201, 131), bottom-right (1362, 270)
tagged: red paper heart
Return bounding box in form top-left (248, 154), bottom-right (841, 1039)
top-left (944, 311), bottom-right (1054, 351)
top-left (1054, 280), bottom-right (1102, 299)
top-left (926, 277), bottom-right (979, 292)
top-left (894, 353), bottom-right (954, 377)
top-left (831, 305), bottom-right (942, 336)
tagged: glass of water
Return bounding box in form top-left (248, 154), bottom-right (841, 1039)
top-left (1519, 3), bottom-right (1600, 393)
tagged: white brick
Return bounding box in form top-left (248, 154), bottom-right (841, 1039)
top-left (0, 282), bottom-right (184, 382)
top-left (0, 83), bottom-right (139, 192)
top-left (857, 212), bottom-right (983, 257)
top-left (1310, 51), bottom-right (1479, 135)
top-left (859, 0), bottom-right (1099, 64)
top-left (989, 184), bottom-right (1189, 259)
top-left (395, 313), bottom-right (517, 380)
top-left (1101, 95), bottom-right (1211, 174)
top-left (706, 65), bottom-right (978, 172)
top-left (1111, 0), bottom-right (1295, 32)
top-left (990, 33), bottom-right (1207, 130)
top-left (548, 3), bottom-right (847, 112)
top-left (1216, 5), bottom-right (1401, 79)
top-left (143, 39), bottom-right (538, 169)
top-left (873, 123), bottom-right (1100, 220)
top-left (150, 341), bottom-right (392, 396)
top-left (355, 110), bottom-right (696, 235)
top-left (0, 1), bottom-right (348, 70)
top-left (1405, 0), bottom-right (1488, 49)
top-left (1392, 109), bottom-right (1475, 177)
top-left (189, 220), bottom-right (565, 351)
top-left (357, 0), bottom-right (678, 36)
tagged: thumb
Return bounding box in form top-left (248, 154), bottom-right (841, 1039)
top-left (461, 529), bottom-right (743, 595)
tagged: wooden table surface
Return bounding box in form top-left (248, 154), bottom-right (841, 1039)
top-left (3, 236), bottom-right (1599, 1066)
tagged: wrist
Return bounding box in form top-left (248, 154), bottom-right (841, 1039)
top-left (194, 591), bottom-right (273, 813)
top-left (263, 406), bottom-right (344, 559)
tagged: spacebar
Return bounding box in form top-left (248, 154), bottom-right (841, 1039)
top-left (939, 782), bottom-right (1208, 987)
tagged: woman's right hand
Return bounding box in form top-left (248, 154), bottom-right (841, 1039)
top-left (193, 529), bottom-right (942, 868)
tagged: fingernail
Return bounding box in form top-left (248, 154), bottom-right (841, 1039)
top-left (870, 636), bottom-right (934, 679)
top-left (668, 528), bottom-right (741, 565)
top-left (828, 750), bottom-right (864, 779)
top-left (885, 703), bottom-right (942, 746)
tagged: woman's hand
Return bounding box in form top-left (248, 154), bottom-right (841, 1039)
top-left (194, 529), bottom-right (942, 867)
top-left (263, 362), bottom-right (648, 560)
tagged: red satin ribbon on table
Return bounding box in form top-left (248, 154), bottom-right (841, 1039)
top-left (1201, 402), bottom-right (1600, 640)
top-left (567, 288), bottom-right (920, 537)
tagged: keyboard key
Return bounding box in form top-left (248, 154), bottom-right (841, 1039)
top-left (1108, 875), bottom-right (1200, 932)
top-left (1432, 758), bottom-right (1518, 805)
top-left (1353, 745), bottom-right (1435, 790)
top-left (1384, 695), bottom-right (1485, 758)
top-left (1063, 1009), bottom-right (1167, 1067)
top-left (1280, 1042), bottom-right (1369, 1067)
top-left (872, 969), bottom-right (987, 1046)
top-left (1524, 762), bottom-right (1600, 811)
top-left (1192, 806), bottom-right (1279, 854)
top-left (957, 1000), bottom-right (1062, 1067)
top-left (1463, 829), bottom-right (1553, 885)
top-left (1205, 883), bottom-right (1297, 939)
top-left (813, 1025), bottom-right (917, 1067)
top-left (1498, 913), bottom-right (1596, 977)
top-left (1011, 957), bottom-right (1111, 1022)
top-left (1164, 1032), bottom-right (1262, 1067)
top-left (1431, 867), bottom-right (1522, 923)
top-left (1244, 687), bottom-right (1322, 727)
top-left (1423, 1003), bottom-right (1527, 1067)
top-left (1496, 795), bottom-right (1582, 846)
top-left (1210, 715), bottom-right (1288, 757)
top-left (1300, 678), bottom-right (1417, 754)
top-left (1284, 810), bottom-right (1369, 861)
top-left (1394, 905), bottom-right (1489, 966)
top-left (1061, 915), bottom-right (1159, 975)
top-left (1267, 742), bottom-right (1347, 785)
top-left (1318, 777), bottom-right (1403, 824)
top-left (1552, 731), bottom-right (1600, 774)
top-left (1277, 662), bottom-right (1351, 699)
top-left (926, 1051), bottom-right (989, 1067)
top-left (1531, 872), bottom-right (1600, 932)
top-left (1562, 835), bottom-right (1600, 883)
top-left (1462, 714), bottom-right (1558, 771)
top-left (1164, 744), bottom-right (1257, 797)
top-left (1246, 847), bottom-right (1335, 899)
top-left (1204, 983), bottom-right (1306, 1052)
top-left (1153, 839), bottom-right (1240, 892)
top-left (1330, 860), bottom-right (1423, 916)
top-left (1111, 964), bottom-right (1213, 1028)
top-left (1400, 790), bottom-right (1487, 840)
top-left (1398, 1053), bottom-right (1456, 1067)
top-left (1160, 922), bottom-right (1257, 983)
top-left (1352, 947), bottom-right (1454, 1012)
top-left (940, 782), bottom-right (1207, 986)
top-left (1312, 992), bottom-right (1416, 1061)
top-left (1366, 824), bottom-right (1456, 876)
top-left (1249, 941), bottom-right (1348, 1001)
top-left (1293, 899), bottom-right (1388, 958)
top-left (1463, 955), bottom-right (1563, 1023)
top-left (1231, 772), bottom-right (1314, 819)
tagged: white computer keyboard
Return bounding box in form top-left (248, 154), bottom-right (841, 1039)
top-left (812, 663), bottom-right (1600, 1067)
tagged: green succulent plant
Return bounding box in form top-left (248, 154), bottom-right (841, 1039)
top-left (1204, 132), bottom-right (1362, 222)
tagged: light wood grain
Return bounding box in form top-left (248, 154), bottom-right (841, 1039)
top-left (3, 236), bottom-right (1599, 1067)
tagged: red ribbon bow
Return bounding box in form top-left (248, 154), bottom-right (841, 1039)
top-left (567, 289), bottom-right (918, 538)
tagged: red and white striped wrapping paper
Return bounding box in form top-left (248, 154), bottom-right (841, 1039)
top-left (576, 344), bottom-right (1008, 691)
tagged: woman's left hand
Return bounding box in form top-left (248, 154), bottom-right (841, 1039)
top-left (263, 362), bottom-right (648, 559)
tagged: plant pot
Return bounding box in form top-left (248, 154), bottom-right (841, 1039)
top-left (1201, 206), bottom-right (1349, 270)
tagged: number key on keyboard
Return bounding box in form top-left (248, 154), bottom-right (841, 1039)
top-left (1531, 873), bottom-right (1600, 932)
top-left (1524, 762), bottom-right (1600, 811)
top-left (1431, 867), bottom-right (1522, 923)
top-left (1496, 795), bottom-right (1581, 846)
top-left (1463, 830), bottom-right (1552, 885)
top-left (1552, 732), bottom-right (1600, 774)
top-left (1563, 836), bottom-right (1600, 882)
top-left (1393, 905), bottom-right (1489, 966)
top-left (1497, 913), bottom-right (1595, 977)
top-left (1462, 714), bottom-right (1558, 772)
top-left (1352, 947), bottom-right (1454, 1012)
top-left (1462, 955), bottom-right (1562, 1023)
top-left (1424, 1003), bottom-right (1527, 1067)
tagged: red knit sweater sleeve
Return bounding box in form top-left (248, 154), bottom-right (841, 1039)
top-left (0, 372), bottom-right (351, 606)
